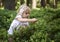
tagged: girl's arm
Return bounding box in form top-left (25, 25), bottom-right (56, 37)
top-left (16, 18), bottom-right (37, 22)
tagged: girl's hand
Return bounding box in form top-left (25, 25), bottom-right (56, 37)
top-left (32, 18), bottom-right (37, 22)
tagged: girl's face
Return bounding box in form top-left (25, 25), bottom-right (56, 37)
top-left (22, 9), bottom-right (30, 18)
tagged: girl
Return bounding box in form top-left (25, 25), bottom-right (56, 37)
top-left (8, 4), bottom-right (37, 42)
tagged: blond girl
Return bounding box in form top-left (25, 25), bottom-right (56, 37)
top-left (8, 4), bottom-right (37, 42)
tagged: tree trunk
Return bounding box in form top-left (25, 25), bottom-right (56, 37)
top-left (26, 0), bottom-right (32, 8)
top-left (3, 0), bottom-right (16, 10)
top-left (20, 0), bottom-right (24, 5)
top-left (26, 0), bottom-right (30, 6)
top-left (46, 0), bottom-right (50, 4)
top-left (40, 0), bottom-right (46, 8)
top-left (53, 0), bottom-right (57, 8)
top-left (0, 0), bottom-right (2, 7)
top-left (32, 0), bottom-right (36, 9)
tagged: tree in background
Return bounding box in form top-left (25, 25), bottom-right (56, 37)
top-left (40, 0), bottom-right (46, 8)
top-left (20, 0), bottom-right (25, 5)
top-left (46, 0), bottom-right (50, 4)
top-left (0, 0), bottom-right (59, 9)
top-left (41, 0), bottom-right (58, 8)
top-left (53, 0), bottom-right (57, 8)
top-left (3, 0), bottom-right (16, 10)
top-left (0, 0), bottom-right (2, 7)
top-left (26, 0), bottom-right (30, 6)
top-left (32, 0), bottom-right (36, 9)
top-left (26, 0), bottom-right (32, 8)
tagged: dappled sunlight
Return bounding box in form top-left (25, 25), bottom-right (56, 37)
top-left (0, 7), bottom-right (4, 10)
top-left (32, 8), bottom-right (40, 10)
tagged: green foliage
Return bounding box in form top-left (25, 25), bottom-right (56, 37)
top-left (0, 10), bottom-right (16, 29)
top-left (0, 29), bottom-right (7, 42)
top-left (0, 8), bottom-right (60, 42)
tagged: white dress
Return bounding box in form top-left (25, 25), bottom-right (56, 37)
top-left (8, 14), bottom-right (29, 35)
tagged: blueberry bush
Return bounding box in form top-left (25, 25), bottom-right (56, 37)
top-left (0, 8), bottom-right (60, 42)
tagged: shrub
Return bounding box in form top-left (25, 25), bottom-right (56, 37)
top-left (0, 8), bottom-right (60, 42)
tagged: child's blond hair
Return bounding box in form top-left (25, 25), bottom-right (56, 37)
top-left (17, 4), bottom-right (31, 15)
